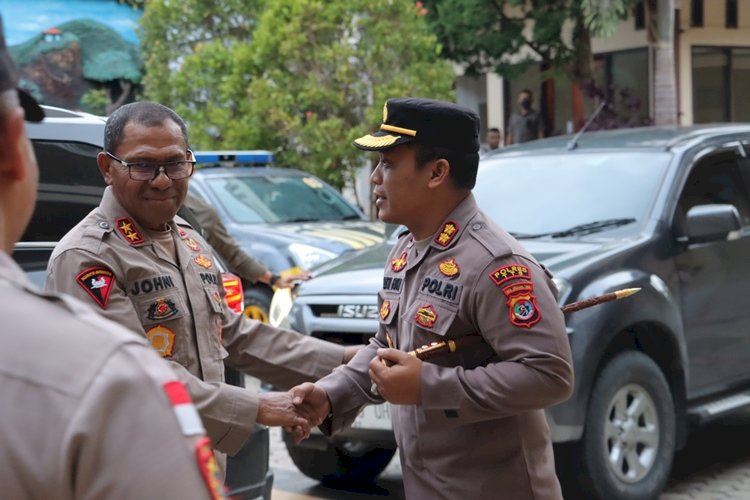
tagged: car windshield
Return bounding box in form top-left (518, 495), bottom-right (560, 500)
top-left (474, 151), bottom-right (671, 238)
top-left (204, 174), bottom-right (361, 224)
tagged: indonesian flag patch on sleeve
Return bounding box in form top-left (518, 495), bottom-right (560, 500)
top-left (163, 380), bottom-right (205, 436)
top-left (76, 267), bottom-right (115, 309)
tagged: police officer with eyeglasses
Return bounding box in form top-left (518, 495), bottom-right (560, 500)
top-left (45, 101), bottom-right (356, 475)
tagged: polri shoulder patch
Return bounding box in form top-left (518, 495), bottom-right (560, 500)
top-left (76, 267), bottom-right (115, 309)
top-left (435, 221), bottom-right (459, 247)
top-left (489, 264), bottom-right (531, 286)
top-left (195, 436), bottom-right (228, 500)
top-left (115, 217), bottom-right (145, 245)
top-left (503, 281), bottom-right (541, 328)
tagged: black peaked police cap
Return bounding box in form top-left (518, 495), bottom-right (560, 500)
top-left (353, 97), bottom-right (479, 153)
top-left (0, 15), bottom-right (44, 122)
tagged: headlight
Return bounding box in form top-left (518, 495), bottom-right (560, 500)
top-left (552, 277), bottom-right (572, 306)
top-left (269, 288), bottom-right (293, 328)
top-left (288, 243), bottom-right (337, 270)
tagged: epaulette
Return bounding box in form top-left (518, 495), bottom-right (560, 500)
top-left (466, 217), bottom-right (513, 259)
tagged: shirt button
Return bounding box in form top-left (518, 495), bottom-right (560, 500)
top-left (472, 223), bottom-right (483, 230)
top-left (99, 221), bottom-right (110, 230)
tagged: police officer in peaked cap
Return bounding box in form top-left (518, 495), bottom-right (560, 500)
top-left (292, 97), bottom-right (574, 499)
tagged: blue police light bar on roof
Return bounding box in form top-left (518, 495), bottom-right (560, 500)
top-left (194, 150), bottom-right (275, 166)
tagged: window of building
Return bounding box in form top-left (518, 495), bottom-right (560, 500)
top-left (634, 1), bottom-right (645, 30)
top-left (691, 0), bottom-right (704, 27)
top-left (727, 0), bottom-right (738, 28)
top-left (593, 48), bottom-right (650, 125)
top-left (693, 47), bottom-right (750, 123)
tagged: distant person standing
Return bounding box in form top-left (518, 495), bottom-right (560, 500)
top-left (479, 127), bottom-right (502, 156)
top-left (506, 89), bottom-right (545, 145)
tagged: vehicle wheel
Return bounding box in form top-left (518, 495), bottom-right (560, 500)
top-left (282, 432), bottom-right (397, 485)
top-left (244, 285), bottom-right (273, 324)
top-left (568, 351), bottom-right (675, 500)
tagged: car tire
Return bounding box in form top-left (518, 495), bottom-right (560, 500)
top-left (282, 432), bottom-right (396, 484)
top-left (244, 285), bottom-right (274, 324)
top-left (565, 350), bottom-right (675, 500)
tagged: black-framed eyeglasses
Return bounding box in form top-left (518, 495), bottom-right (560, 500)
top-left (105, 150), bottom-right (197, 181)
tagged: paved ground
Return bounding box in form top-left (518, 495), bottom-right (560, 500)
top-left (268, 408), bottom-right (750, 499)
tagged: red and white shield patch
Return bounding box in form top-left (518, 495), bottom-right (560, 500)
top-left (76, 267), bottom-right (115, 309)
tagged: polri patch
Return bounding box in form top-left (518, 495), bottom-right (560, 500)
top-left (390, 251), bottom-right (408, 272)
top-left (146, 324), bottom-right (176, 357)
top-left (420, 276), bottom-right (461, 302)
top-left (195, 436), bottom-right (227, 500)
top-left (415, 304), bottom-right (438, 328)
top-left (115, 217), bottom-right (145, 245)
top-left (490, 264), bottom-right (531, 286)
top-left (503, 281), bottom-right (541, 328)
top-left (194, 254), bottom-right (213, 269)
top-left (439, 258), bottom-right (460, 277)
top-left (147, 297), bottom-right (179, 321)
top-left (76, 267), bottom-right (115, 309)
top-left (435, 221), bottom-right (458, 247)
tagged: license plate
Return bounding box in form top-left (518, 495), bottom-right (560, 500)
top-left (351, 403), bottom-right (393, 430)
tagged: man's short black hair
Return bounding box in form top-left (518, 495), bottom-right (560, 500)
top-left (413, 143), bottom-right (479, 190)
top-left (519, 89), bottom-right (533, 99)
top-left (488, 127), bottom-right (501, 134)
top-left (104, 102), bottom-right (189, 153)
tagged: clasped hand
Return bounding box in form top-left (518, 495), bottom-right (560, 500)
top-left (369, 348), bottom-right (422, 405)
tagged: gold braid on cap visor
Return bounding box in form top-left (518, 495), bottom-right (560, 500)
top-left (354, 122), bottom-right (417, 148)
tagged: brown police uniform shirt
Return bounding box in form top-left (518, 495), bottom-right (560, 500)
top-left (46, 187), bottom-right (345, 456)
top-left (318, 194), bottom-right (574, 500)
top-left (0, 252), bottom-right (222, 499)
top-left (183, 192), bottom-right (268, 283)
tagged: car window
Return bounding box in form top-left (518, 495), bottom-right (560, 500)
top-left (475, 151), bottom-right (670, 237)
top-left (204, 174), bottom-right (360, 224)
top-left (677, 149), bottom-right (750, 227)
top-left (23, 140), bottom-right (105, 242)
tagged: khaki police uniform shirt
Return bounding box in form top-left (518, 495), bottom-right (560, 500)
top-left (0, 252), bottom-right (221, 499)
top-left (318, 194), bottom-right (574, 500)
top-left (183, 192), bottom-right (268, 283)
top-left (46, 187), bottom-right (345, 455)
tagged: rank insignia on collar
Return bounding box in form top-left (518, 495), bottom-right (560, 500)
top-left (435, 221), bottom-right (459, 247)
top-left (380, 300), bottom-right (391, 320)
top-left (503, 281), bottom-right (541, 328)
top-left (76, 267), bottom-right (115, 309)
top-left (147, 297), bottom-right (179, 321)
top-left (115, 217), bottom-right (145, 245)
top-left (439, 258), bottom-right (460, 277)
top-left (391, 251), bottom-right (408, 272)
top-left (146, 324), bottom-right (176, 357)
top-left (194, 254), bottom-right (213, 269)
top-left (415, 304), bottom-right (438, 328)
top-left (178, 228), bottom-right (187, 238)
top-left (184, 237), bottom-right (201, 252)
top-left (490, 264), bottom-right (531, 287)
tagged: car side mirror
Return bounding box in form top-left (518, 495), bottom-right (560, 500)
top-left (685, 204), bottom-right (741, 243)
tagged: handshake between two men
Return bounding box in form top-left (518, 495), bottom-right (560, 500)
top-left (257, 346), bottom-right (422, 441)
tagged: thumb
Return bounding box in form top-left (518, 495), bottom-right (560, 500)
top-left (377, 347), bottom-right (409, 363)
top-left (290, 382), bottom-right (314, 404)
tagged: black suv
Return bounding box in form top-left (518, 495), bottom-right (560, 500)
top-left (16, 106), bottom-right (272, 500)
top-left (273, 124), bottom-right (750, 499)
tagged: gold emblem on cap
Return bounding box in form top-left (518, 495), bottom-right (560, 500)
top-left (354, 134), bottom-right (402, 148)
top-left (383, 102), bottom-right (388, 123)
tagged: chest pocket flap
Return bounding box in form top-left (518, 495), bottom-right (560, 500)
top-left (405, 298), bottom-right (458, 337)
top-left (378, 291), bottom-right (400, 325)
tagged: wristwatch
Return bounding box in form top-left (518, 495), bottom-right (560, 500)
top-left (269, 273), bottom-right (281, 286)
